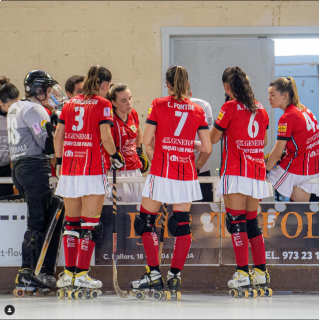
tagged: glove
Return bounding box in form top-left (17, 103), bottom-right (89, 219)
top-left (136, 147), bottom-right (149, 173)
top-left (55, 164), bottom-right (61, 178)
top-left (44, 122), bottom-right (55, 156)
top-left (110, 151), bottom-right (125, 170)
top-left (50, 113), bottom-right (59, 127)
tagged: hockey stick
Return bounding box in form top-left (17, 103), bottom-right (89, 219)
top-left (158, 203), bottom-right (168, 268)
top-left (34, 197), bottom-right (64, 276)
top-left (112, 169), bottom-right (128, 298)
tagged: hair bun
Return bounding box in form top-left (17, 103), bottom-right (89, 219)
top-left (0, 76), bottom-right (10, 87)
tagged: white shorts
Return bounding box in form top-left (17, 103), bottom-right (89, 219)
top-left (217, 175), bottom-right (271, 199)
top-left (142, 174), bottom-right (202, 204)
top-left (105, 169), bottom-right (143, 203)
top-left (267, 166), bottom-right (319, 198)
top-left (55, 175), bottom-right (110, 198)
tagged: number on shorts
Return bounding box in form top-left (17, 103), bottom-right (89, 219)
top-left (174, 111), bottom-right (188, 136)
top-left (72, 107), bottom-right (85, 131)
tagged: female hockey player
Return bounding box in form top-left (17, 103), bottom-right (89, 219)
top-left (54, 65), bottom-right (124, 298)
top-left (8, 70), bottom-right (64, 295)
top-left (106, 83), bottom-right (148, 203)
top-left (0, 77), bottom-right (19, 197)
top-left (129, 65), bottom-right (211, 300)
top-left (266, 76), bottom-right (319, 201)
top-left (210, 67), bottom-right (271, 298)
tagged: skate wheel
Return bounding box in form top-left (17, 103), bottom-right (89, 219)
top-left (229, 289), bottom-right (238, 298)
top-left (176, 292), bottom-right (181, 301)
top-left (251, 289), bottom-right (257, 298)
top-left (241, 290), bottom-right (249, 298)
top-left (135, 291), bottom-right (145, 300)
top-left (15, 289), bottom-right (24, 297)
top-left (56, 290), bottom-right (64, 299)
top-left (36, 290), bottom-right (43, 297)
top-left (164, 291), bottom-right (171, 300)
top-left (90, 290), bottom-right (98, 299)
top-left (257, 288), bottom-right (264, 297)
top-left (75, 291), bottom-right (84, 300)
top-left (265, 288), bottom-right (273, 297)
top-left (153, 291), bottom-right (162, 300)
top-left (27, 291), bottom-right (33, 296)
top-left (85, 291), bottom-right (91, 299)
top-left (13, 289), bottom-right (17, 296)
top-left (68, 290), bottom-right (75, 299)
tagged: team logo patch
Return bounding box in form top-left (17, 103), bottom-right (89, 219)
top-left (104, 107), bottom-right (111, 117)
top-left (130, 125), bottom-right (137, 133)
top-left (217, 111), bottom-right (224, 120)
top-left (278, 125), bottom-right (287, 133)
top-left (40, 119), bottom-right (47, 130)
top-left (111, 109), bottom-right (114, 117)
top-left (32, 122), bottom-right (42, 135)
top-left (148, 106), bottom-right (153, 115)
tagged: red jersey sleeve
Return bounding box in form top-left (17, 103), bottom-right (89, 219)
top-left (146, 100), bottom-right (157, 125)
top-left (277, 113), bottom-right (292, 141)
top-left (58, 102), bottom-right (67, 125)
top-left (214, 102), bottom-right (232, 132)
top-left (98, 99), bottom-right (113, 126)
top-left (198, 107), bottom-right (209, 130)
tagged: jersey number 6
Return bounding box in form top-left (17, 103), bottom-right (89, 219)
top-left (72, 107), bottom-right (85, 132)
top-left (248, 113), bottom-right (259, 138)
top-left (174, 111), bottom-right (188, 137)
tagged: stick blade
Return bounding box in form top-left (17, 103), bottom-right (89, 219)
top-left (113, 262), bottom-right (128, 298)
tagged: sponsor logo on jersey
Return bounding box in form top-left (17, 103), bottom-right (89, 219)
top-left (121, 127), bottom-right (127, 136)
top-left (170, 155), bottom-right (179, 162)
top-left (40, 119), bottom-right (48, 130)
top-left (104, 107), bottom-right (111, 117)
top-left (130, 125), bottom-right (137, 133)
top-left (64, 150), bottom-right (74, 157)
top-left (148, 106), bottom-right (153, 115)
top-left (111, 109), bottom-right (114, 117)
top-left (217, 111), bottom-right (224, 120)
top-left (9, 108), bottom-right (17, 115)
top-left (72, 99), bottom-right (98, 105)
top-left (31, 122), bottom-right (42, 135)
top-left (278, 125), bottom-right (287, 133)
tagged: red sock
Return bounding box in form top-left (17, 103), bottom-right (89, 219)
top-left (171, 211), bottom-right (192, 271)
top-left (77, 216), bottom-right (99, 271)
top-left (63, 216), bottom-right (80, 269)
top-left (226, 208), bottom-right (249, 268)
top-left (246, 210), bottom-right (266, 265)
top-left (140, 205), bottom-right (159, 267)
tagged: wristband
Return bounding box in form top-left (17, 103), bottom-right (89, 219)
top-left (56, 157), bottom-right (62, 165)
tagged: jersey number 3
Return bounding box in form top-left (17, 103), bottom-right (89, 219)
top-left (174, 111), bottom-right (188, 136)
top-left (72, 107), bottom-right (85, 132)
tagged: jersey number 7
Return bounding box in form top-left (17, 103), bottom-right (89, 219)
top-left (174, 111), bottom-right (188, 137)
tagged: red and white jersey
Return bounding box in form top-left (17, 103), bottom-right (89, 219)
top-left (146, 95), bottom-right (208, 181)
top-left (111, 108), bottom-right (142, 171)
top-left (214, 100), bottom-right (268, 181)
top-left (277, 104), bottom-right (319, 175)
top-left (58, 94), bottom-right (113, 176)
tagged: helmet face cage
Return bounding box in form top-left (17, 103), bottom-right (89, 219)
top-left (24, 70), bottom-right (54, 102)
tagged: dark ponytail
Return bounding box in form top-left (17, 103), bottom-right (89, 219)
top-left (166, 65), bottom-right (189, 101)
top-left (222, 67), bottom-right (257, 113)
top-left (269, 76), bottom-right (304, 110)
top-left (0, 77), bottom-right (19, 104)
top-left (82, 65), bottom-right (112, 98)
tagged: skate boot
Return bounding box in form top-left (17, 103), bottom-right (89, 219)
top-left (227, 269), bottom-right (257, 298)
top-left (65, 270), bottom-right (102, 300)
top-left (165, 271), bottom-right (181, 301)
top-left (13, 268), bottom-right (50, 297)
top-left (129, 266), bottom-right (164, 300)
top-left (56, 270), bottom-right (75, 299)
top-left (33, 267), bottom-right (56, 289)
top-left (251, 268), bottom-right (272, 297)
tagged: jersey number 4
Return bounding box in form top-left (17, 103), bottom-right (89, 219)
top-left (303, 112), bottom-right (318, 133)
top-left (174, 111), bottom-right (188, 136)
top-left (72, 107), bottom-right (85, 131)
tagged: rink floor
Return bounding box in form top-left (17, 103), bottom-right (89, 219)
top-left (1, 292), bottom-right (319, 319)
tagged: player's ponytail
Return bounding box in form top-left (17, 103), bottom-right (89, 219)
top-left (269, 76), bottom-right (304, 110)
top-left (166, 65), bottom-right (189, 101)
top-left (223, 66), bottom-right (257, 113)
top-left (0, 77), bottom-right (19, 104)
top-left (83, 65), bottom-right (112, 98)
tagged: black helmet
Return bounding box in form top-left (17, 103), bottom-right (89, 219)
top-left (24, 70), bottom-right (55, 101)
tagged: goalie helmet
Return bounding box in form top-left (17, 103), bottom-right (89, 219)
top-left (24, 70), bottom-right (55, 101)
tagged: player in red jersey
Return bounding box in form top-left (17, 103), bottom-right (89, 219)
top-left (129, 66), bottom-right (211, 299)
top-left (106, 83), bottom-right (148, 202)
top-left (210, 67), bottom-right (271, 297)
top-left (54, 65), bottom-right (124, 293)
top-left (266, 76), bottom-right (319, 201)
